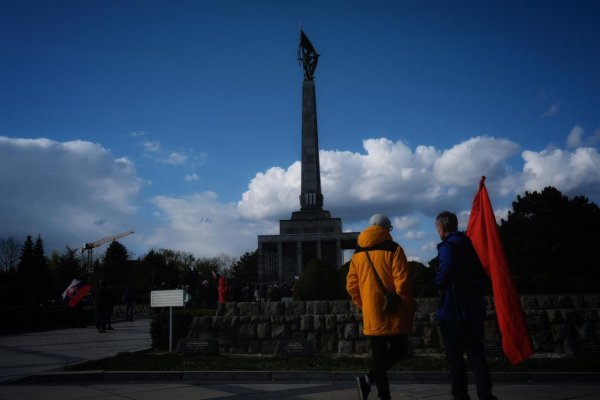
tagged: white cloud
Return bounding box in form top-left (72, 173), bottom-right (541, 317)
top-left (542, 102), bottom-right (560, 119)
top-left (185, 173), bottom-right (200, 181)
top-left (142, 140), bottom-right (200, 166)
top-left (392, 215), bottom-right (420, 230)
top-left (147, 192), bottom-right (275, 257)
top-left (403, 230), bottom-right (427, 240)
top-left (521, 147), bottom-right (600, 197)
top-left (433, 137), bottom-right (520, 187)
top-left (0, 136), bottom-right (141, 254)
top-left (239, 136), bottom-right (520, 221)
top-left (566, 125), bottom-right (584, 148)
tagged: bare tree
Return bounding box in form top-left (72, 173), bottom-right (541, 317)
top-left (0, 236), bottom-right (20, 272)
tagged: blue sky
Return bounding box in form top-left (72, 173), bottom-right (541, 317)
top-left (1, 0), bottom-right (599, 265)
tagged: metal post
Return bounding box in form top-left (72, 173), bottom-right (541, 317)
top-left (169, 306), bottom-right (173, 352)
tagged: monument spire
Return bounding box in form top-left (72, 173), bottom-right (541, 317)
top-left (257, 30), bottom-right (358, 284)
top-left (296, 30), bottom-right (326, 215)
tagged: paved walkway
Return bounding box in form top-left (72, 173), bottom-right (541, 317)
top-left (1, 319), bottom-right (599, 399)
top-left (0, 318), bottom-right (152, 384)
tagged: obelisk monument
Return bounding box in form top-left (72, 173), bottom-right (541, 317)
top-left (257, 30), bottom-right (358, 283)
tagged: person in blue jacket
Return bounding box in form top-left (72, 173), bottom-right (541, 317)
top-left (435, 211), bottom-right (497, 400)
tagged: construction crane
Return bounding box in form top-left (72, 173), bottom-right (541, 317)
top-left (81, 230), bottom-right (134, 274)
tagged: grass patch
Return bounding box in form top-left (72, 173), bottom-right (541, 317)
top-left (66, 351), bottom-right (600, 372)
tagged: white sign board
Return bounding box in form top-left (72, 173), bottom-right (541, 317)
top-left (151, 289), bottom-right (184, 308)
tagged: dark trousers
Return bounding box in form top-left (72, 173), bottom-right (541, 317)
top-left (368, 334), bottom-right (408, 400)
top-left (439, 320), bottom-right (494, 400)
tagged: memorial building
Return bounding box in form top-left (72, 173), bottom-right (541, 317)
top-left (257, 31), bottom-right (358, 283)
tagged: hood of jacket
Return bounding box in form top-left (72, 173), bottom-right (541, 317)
top-left (357, 225), bottom-right (393, 249)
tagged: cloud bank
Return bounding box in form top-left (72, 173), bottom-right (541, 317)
top-left (0, 136), bottom-right (141, 254)
top-left (2, 132), bottom-right (600, 262)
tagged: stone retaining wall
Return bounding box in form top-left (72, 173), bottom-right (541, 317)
top-left (184, 295), bottom-right (600, 357)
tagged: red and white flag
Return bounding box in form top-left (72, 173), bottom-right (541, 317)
top-left (467, 176), bottom-right (533, 365)
top-left (61, 279), bottom-right (92, 309)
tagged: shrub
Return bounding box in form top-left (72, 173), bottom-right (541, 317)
top-left (293, 258), bottom-right (347, 301)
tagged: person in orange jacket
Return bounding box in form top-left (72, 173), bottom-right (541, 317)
top-left (347, 213), bottom-right (415, 400)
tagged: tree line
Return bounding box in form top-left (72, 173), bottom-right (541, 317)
top-left (0, 235), bottom-right (258, 308)
top-left (1, 185), bottom-right (599, 309)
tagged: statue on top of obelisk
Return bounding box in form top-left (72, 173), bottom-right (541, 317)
top-left (298, 29), bottom-right (319, 81)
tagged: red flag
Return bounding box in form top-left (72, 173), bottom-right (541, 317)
top-left (61, 279), bottom-right (92, 309)
top-left (467, 176), bottom-right (533, 365)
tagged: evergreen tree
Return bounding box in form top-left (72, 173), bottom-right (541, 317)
top-left (49, 247), bottom-right (84, 302)
top-left (230, 250), bottom-right (258, 284)
top-left (98, 241), bottom-right (129, 293)
top-left (17, 235), bottom-right (50, 305)
top-left (499, 187), bottom-right (600, 294)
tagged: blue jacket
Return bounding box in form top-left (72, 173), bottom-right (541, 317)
top-left (435, 231), bottom-right (486, 322)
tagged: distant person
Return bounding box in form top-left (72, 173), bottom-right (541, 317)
top-left (104, 283), bottom-right (116, 330)
top-left (218, 275), bottom-right (229, 304)
top-left (434, 211), bottom-right (497, 400)
top-left (94, 280), bottom-right (108, 333)
top-left (123, 284), bottom-right (135, 321)
top-left (346, 213), bottom-right (415, 400)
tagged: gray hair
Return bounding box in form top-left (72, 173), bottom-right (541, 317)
top-left (436, 211), bottom-right (458, 233)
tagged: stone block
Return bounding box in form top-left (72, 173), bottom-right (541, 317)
top-left (212, 316), bottom-right (239, 331)
top-left (224, 303), bottom-right (238, 316)
top-left (300, 315), bottom-right (314, 331)
top-left (571, 295), bottom-right (585, 309)
top-left (271, 323), bottom-right (289, 339)
top-left (579, 309), bottom-right (599, 322)
top-left (286, 315), bottom-right (300, 331)
top-left (482, 297), bottom-right (493, 313)
top-left (583, 295), bottom-right (600, 309)
top-left (546, 309), bottom-right (563, 324)
top-left (408, 335), bottom-right (423, 349)
top-left (189, 316), bottom-right (212, 331)
top-left (422, 326), bottom-right (438, 347)
top-left (307, 332), bottom-right (320, 352)
top-left (320, 332), bottom-right (337, 353)
top-left (325, 314), bottom-right (337, 331)
top-left (238, 321), bottom-right (257, 339)
top-left (342, 322), bottom-right (358, 339)
top-left (348, 302), bottom-right (361, 314)
top-left (215, 303), bottom-right (227, 316)
top-left (531, 330), bottom-right (554, 352)
top-left (286, 301), bottom-right (306, 315)
top-left (521, 296), bottom-right (538, 310)
top-left (525, 310), bottom-right (549, 330)
top-left (337, 340), bottom-right (354, 355)
top-left (313, 315), bottom-right (326, 331)
top-left (306, 301), bottom-right (328, 314)
top-left (557, 295), bottom-right (573, 309)
top-left (537, 295), bottom-right (558, 309)
top-left (239, 302), bottom-right (260, 315)
top-left (262, 301), bottom-right (285, 315)
top-left (354, 339), bottom-right (371, 354)
top-left (329, 300), bottom-right (350, 314)
top-left (257, 321), bottom-right (271, 339)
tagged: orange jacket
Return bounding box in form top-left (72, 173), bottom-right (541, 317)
top-left (346, 225), bottom-right (414, 336)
